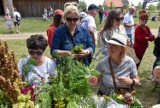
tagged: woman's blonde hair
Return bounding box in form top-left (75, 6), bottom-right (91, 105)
top-left (119, 46), bottom-right (128, 60)
top-left (63, 3), bottom-right (79, 19)
top-left (64, 2), bottom-right (78, 9)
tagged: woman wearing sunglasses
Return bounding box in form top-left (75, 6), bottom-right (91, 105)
top-left (51, 3), bottom-right (95, 65)
top-left (133, 10), bottom-right (155, 69)
top-left (94, 9), bottom-right (128, 59)
top-left (18, 34), bottom-right (56, 85)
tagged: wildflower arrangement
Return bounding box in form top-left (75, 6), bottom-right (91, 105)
top-left (104, 92), bottom-right (143, 108)
top-left (0, 41), bottom-right (35, 108)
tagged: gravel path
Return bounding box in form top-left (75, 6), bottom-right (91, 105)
top-left (0, 28), bottom-right (159, 40)
top-left (0, 32), bottom-right (47, 40)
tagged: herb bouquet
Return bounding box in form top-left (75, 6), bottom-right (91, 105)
top-left (29, 54), bottom-right (99, 108)
top-left (103, 92), bottom-right (143, 108)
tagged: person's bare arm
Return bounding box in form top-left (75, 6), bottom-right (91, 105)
top-left (117, 76), bottom-right (139, 86)
top-left (124, 23), bottom-right (137, 27)
top-left (56, 50), bottom-right (71, 57)
top-left (88, 26), bottom-right (96, 45)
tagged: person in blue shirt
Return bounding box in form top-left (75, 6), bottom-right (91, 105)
top-left (50, 3), bottom-right (95, 65)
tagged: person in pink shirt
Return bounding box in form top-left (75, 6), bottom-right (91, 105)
top-left (104, 10), bottom-right (109, 20)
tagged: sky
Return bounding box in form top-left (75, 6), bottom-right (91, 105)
top-left (80, 0), bottom-right (158, 7)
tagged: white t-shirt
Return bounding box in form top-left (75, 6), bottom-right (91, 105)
top-left (18, 56), bottom-right (56, 84)
top-left (80, 15), bottom-right (97, 45)
top-left (13, 11), bottom-right (21, 22)
top-left (123, 12), bottom-right (134, 34)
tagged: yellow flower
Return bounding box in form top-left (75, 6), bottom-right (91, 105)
top-left (117, 94), bottom-right (124, 100)
top-left (103, 95), bottom-right (111, 101)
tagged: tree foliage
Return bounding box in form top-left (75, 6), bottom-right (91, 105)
top-left (78, 1), bottom-right (87, 12)
top-left (98, 4), bottom-right (103, 10)
top-left (148, 4), bottom-right (156, 11)
top-left (110, 2), bottom-right (115, 10)
top-left (137, 2), bottom-right (142, 10)
top-left (157, 2), bottom-right (160, 10)
top-left (104, 5), bottom-right (109, 10)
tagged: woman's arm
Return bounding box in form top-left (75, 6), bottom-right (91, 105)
top-left (56, 50), bottom-right (71, 57)
top-left (85, 29), bottom-right (95, 56)
top-left (131, 76), bottom-right (140, 85)
top-left (117, 76), bottom-right (139, 86)
top-left (146, 26), bottom-right (155, 41)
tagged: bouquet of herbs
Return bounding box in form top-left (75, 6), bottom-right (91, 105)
top-left (50, 55), bottom-right (99, 108)
top-left (104, 92), bottom-right (143, 108)
top-left (22, 54), bottom-right (99, 108)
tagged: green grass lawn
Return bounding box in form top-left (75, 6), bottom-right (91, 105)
top-left (0, 17), bottom-right (52, 34)
top-left (0, 15), bottom-right (159, 34)
top-left (0, 14), bottom-right (160, 107)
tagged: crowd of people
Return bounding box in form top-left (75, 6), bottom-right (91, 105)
top-left (42, 6), bottom-right (55, 21)
top-left (4, 1), bottom-right (159, 106)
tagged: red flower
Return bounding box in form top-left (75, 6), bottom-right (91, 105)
top-left (21, 86), bottom-right (35, 101)
top-left (125, 97), bottom-right (132, 105)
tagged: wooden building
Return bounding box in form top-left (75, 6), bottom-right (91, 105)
top-left (104, 0), bottom-right (123, 8)
top-left (0, 0), bottom-right (79, 17)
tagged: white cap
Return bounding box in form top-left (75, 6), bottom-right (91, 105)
top-left (80, 12), bottom-right (87, 18)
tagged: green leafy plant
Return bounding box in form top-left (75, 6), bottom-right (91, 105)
top-left (0, 89), bottom-right (12, 108)
top-left (71, 44), bottom-right (83, 53)
top-left (50, 55), bottom-right (98, 108)
top-left (35, 83), bottom-right (53, 108)
top-left (22, 56), bottom-right (36, 81)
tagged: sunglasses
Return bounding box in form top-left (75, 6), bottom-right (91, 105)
top-left (115, 17), bottom-right (124, 22)
top-left (28, 50), bottom-right (43, 56)
top-left (66, 17), bottom-right (79, 22)
top-left (141, 18), bottom-right (148, 21)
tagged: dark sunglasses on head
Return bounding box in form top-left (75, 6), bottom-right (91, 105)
top-left (28, 50), bottom-right (43, 56)
top-left (66, 17), bottom-right (79, 22)
top-left (141, 18), bottom-right (148, 21)
top-left (115, 17), bottom-right (124, 22)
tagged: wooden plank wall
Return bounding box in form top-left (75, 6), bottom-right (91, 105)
top-left (13, 0), bottom-right (78, 17)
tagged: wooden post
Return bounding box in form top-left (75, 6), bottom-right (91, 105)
top-left (3, 0), bottom-right (14, 17)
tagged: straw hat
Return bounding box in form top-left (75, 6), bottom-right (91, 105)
top-left (107, 32), bottom-right (127, 47)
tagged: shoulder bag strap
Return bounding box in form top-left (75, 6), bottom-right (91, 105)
top-left (80, 15), bottom-right (88, 25)
top-left (108, 57), bottom-right (117, 92)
